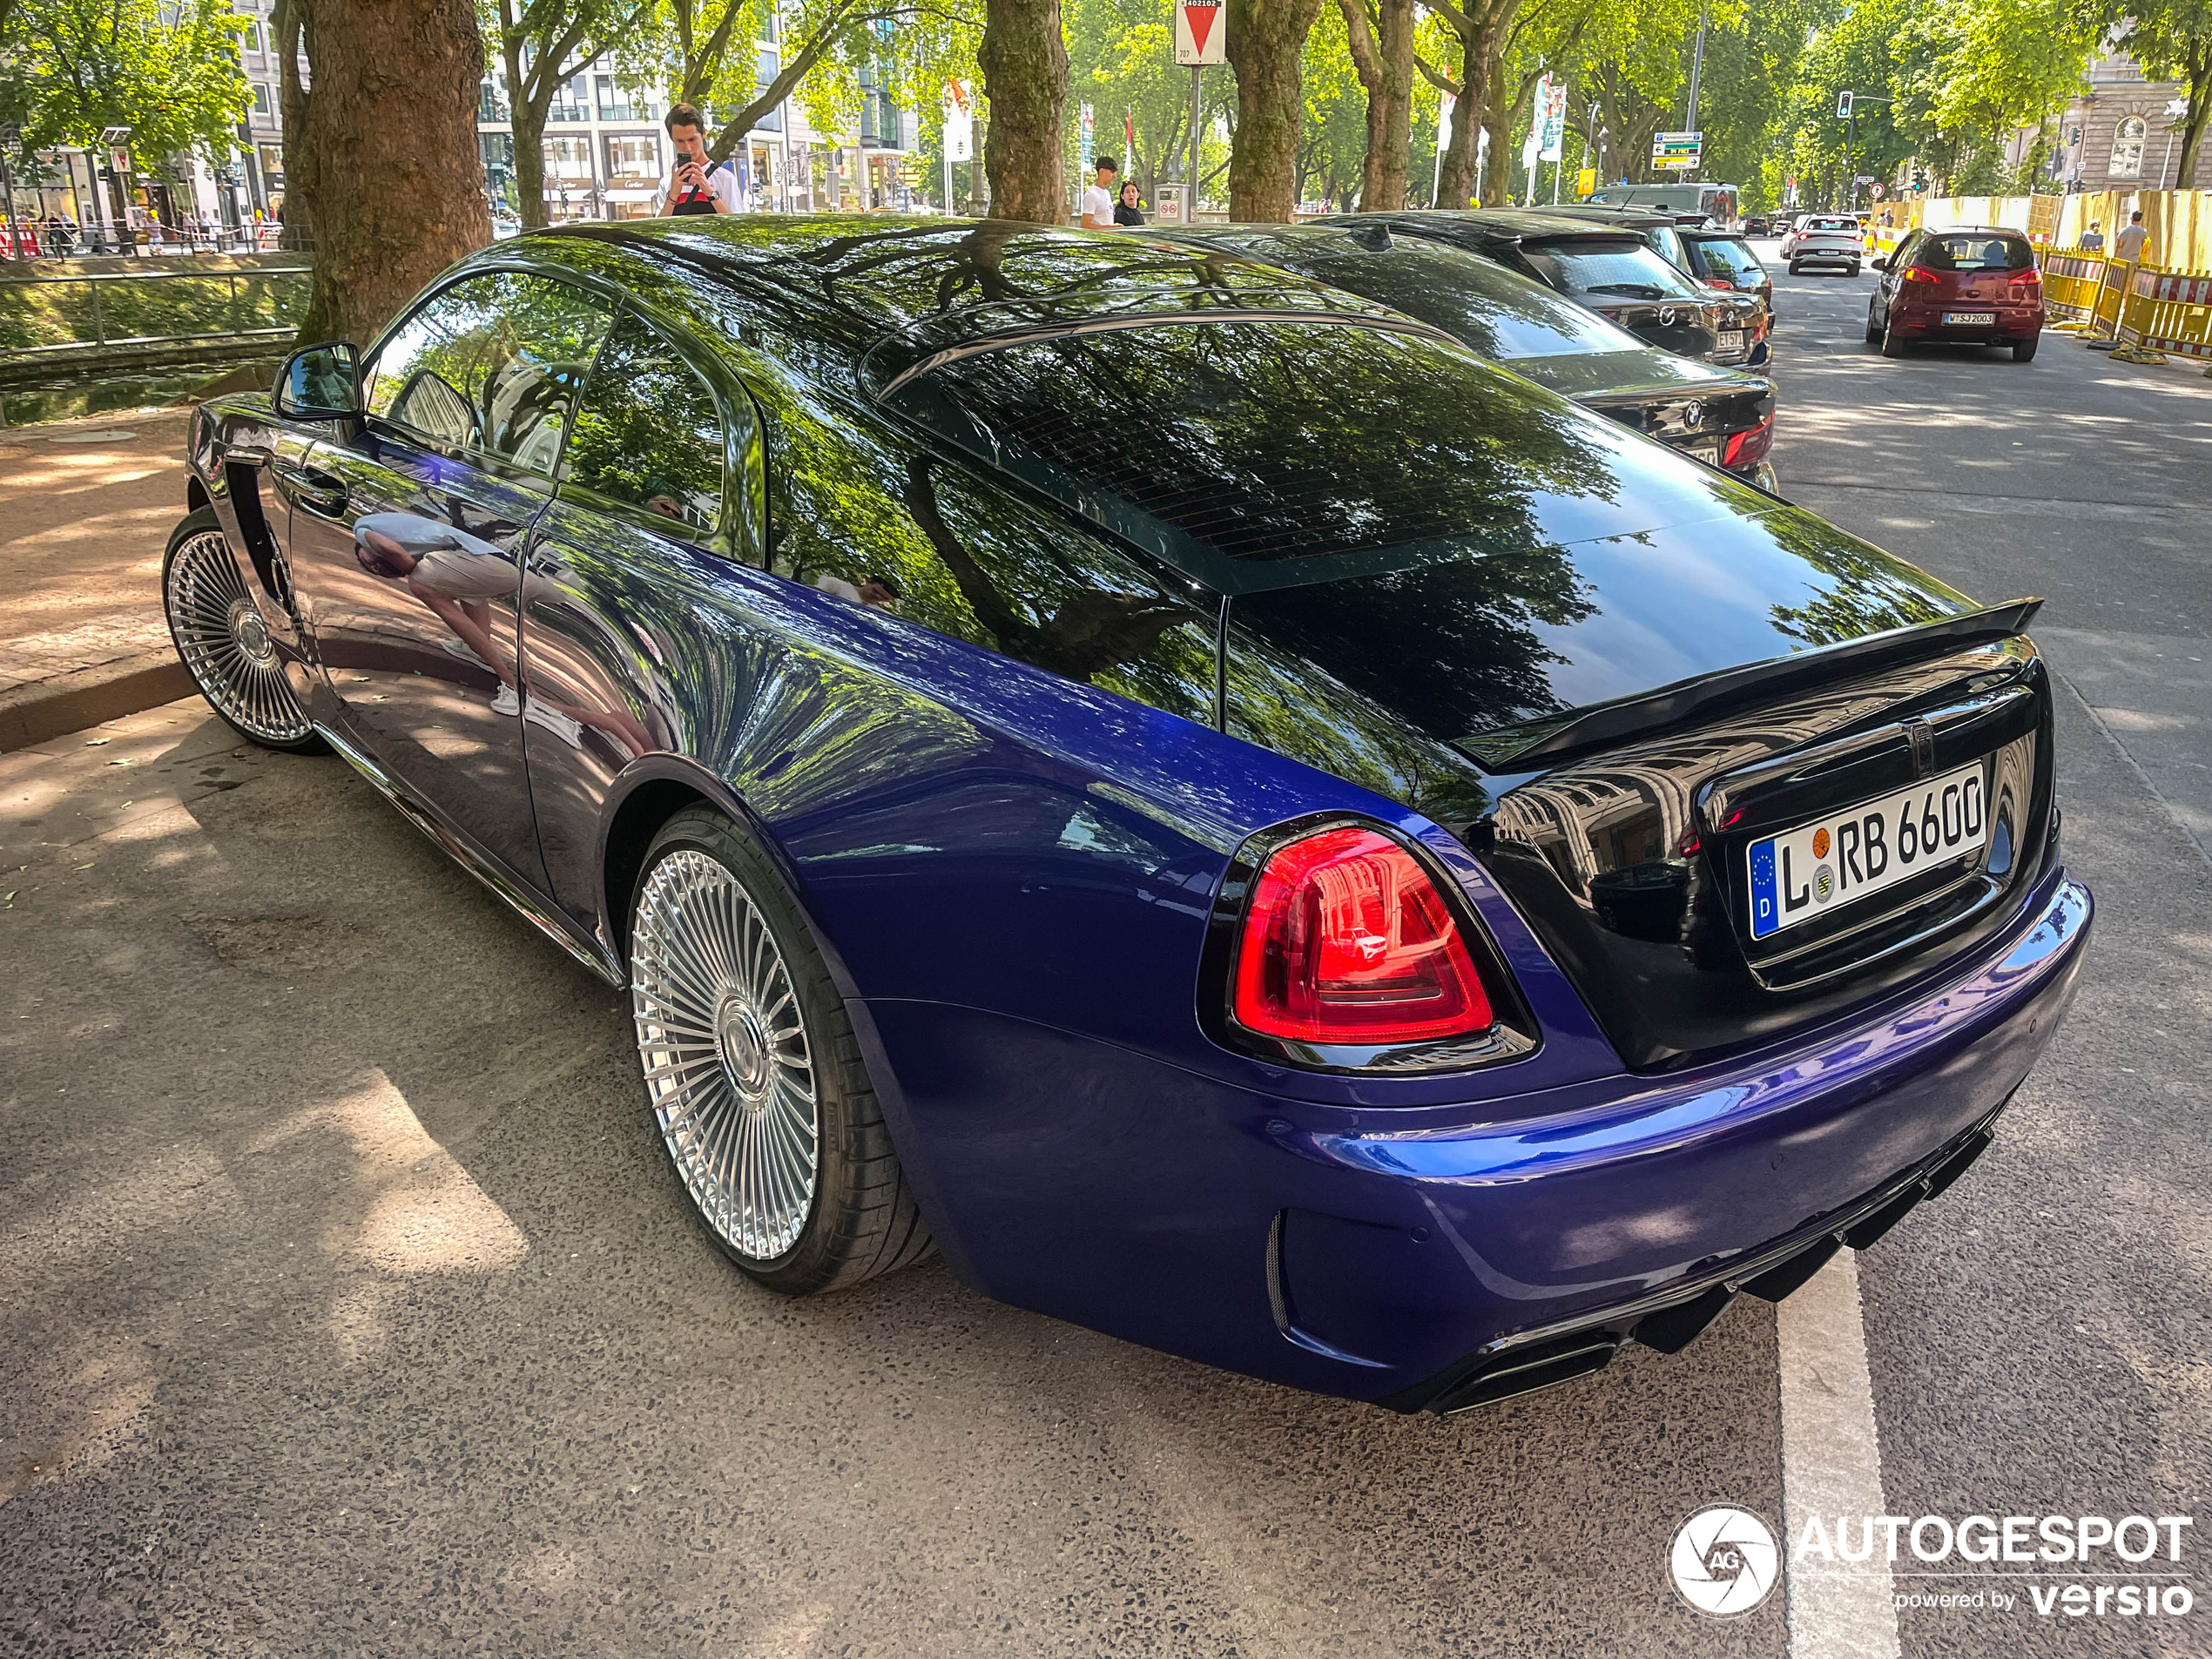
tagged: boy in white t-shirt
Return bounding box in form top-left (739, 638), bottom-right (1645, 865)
top-left (1080, 157), bottom-right (1119, 228)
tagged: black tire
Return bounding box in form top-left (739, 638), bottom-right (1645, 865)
top-left (2013, 334), bottom-right (2040, 362)
top-left (627, 805), bottom-right (933, 1296)
top-left (1848, 263), bottom-right (1862, 277)
top-left (1787, 260), bottom-right (1802, 274)
top-left (1865, 304), bottom-right (1884, 343)
top-left (1880, 316), bottom-right (1908, 358)
top-left (161, 505), bottom-right (325, 753)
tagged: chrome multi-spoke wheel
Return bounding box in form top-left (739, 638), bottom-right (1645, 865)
top-left (631, 846), bottom-right (820, 1263)
top-left (164, 520), bottom-right (313, 746)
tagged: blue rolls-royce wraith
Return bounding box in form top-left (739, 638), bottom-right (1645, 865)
top-left (165, 217), bottom-right (2089, 1414)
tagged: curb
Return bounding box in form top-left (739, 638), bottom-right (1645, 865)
top-left (0, 651), bottom-right (197, 751)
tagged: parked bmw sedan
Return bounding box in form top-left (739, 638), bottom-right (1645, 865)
top-left (1331, 209), bottom-right (1757, 368)
top-left (166, 217), bottom-right (2089, 1416)
top-left (1867, 226), bottom-right (2047, 361)
top-left (1140, 221), bottom-right (1777, 487)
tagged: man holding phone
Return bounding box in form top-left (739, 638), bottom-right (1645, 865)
top-left (659, 102), bottom-right (738, 216)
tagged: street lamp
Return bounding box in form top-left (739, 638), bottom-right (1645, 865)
top-left (2160, 97), bottom-right (2188, 190)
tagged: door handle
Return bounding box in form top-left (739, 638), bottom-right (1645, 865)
top-left (273, 462), bottom-right (349, 516)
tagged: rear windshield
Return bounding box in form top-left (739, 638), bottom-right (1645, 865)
top-left (1246, 239), bottom-right (1642, 361)
top-left (1689, 238), bottom-right (1764, 282)
top-left (1804, 218), bottom-right (1859, 233)
top-left (880, 319), bottom-right (1617, 574)
top-left (1915, 233), bottom-right (2034, 273)
top-left (1519, 240), bottom-right (1704, 301)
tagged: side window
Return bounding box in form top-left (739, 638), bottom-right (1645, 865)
top-left (361, 271), bottom-right (612, 475)
top-left (561, 310), bottom-right (732, 538)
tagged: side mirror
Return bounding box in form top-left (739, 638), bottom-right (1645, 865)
top-left (273, 341), bottom-right (361, 420)
top-left (1871, 256), bottom-right (1888, 270)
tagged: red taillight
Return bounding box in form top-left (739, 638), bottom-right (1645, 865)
top-left (1901, 266), bottom-right (1942, 284)
top-left (1231, 826), bottom-right (1494, 1046)
top-left (1723, 411), bottom-right (1775, 469)
top-left (1703, 277), bottom-right (1736, 290)
top-left (2008, 267), bottom-right (2041, 287)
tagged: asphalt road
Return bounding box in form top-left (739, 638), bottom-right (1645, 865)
top-left (1, 253), bottom-right (2207, 1657)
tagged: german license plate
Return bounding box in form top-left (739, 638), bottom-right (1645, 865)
top-left (1943, 312), bottom-right (1997, 326)
top-left (1746, 762), bottom-right (1987, 941)
top-left (1684, 439), bottom-right (1722, 465)
top-left (1717, 330), bottom-right (1745, 352)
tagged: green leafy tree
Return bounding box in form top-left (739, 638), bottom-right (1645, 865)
top-left (7, 0), bottom-right (249, 179)
top-left (487, 0), bottom-right (653, 231)
top-left (1062, 0), bottom-right (1233, 210)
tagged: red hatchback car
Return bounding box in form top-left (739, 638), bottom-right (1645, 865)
top-left (1866, 226), bottom-right (2046, 360)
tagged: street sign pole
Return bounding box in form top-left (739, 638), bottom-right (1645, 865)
top-left (1683, 0), bottom-right (1709, 145)
top-left (1176, 0), bottom-right (1224, 222)
top-left (1190, 66), bottom-right (1201, 221)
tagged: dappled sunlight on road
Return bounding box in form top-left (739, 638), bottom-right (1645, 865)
top-left (250, 1069), bottom-right (532, 1277)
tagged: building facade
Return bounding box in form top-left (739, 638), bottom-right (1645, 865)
top-left (2052, 50), bottom-right (2194, 193)
top-left (475, 34), bottom-right (920, 225)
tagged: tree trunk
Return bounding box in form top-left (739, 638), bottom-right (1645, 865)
top-left (979, 0), bottom-right (1069, 223)
top-left (1339, 0), bottom-right (1413, 211)
top-left (1226, 0), bottom-right (1325, 221)
top-left (1434, 17), bottom-right (1494, 208)
top-left (508, 42), bottom-right (550, 233)
top-left (285, 0), bottom-right (490, 346)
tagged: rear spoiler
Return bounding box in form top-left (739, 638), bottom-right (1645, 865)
top-left (1457, 598), bottom-right (2043, 773)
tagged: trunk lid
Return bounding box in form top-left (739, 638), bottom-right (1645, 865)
top-left (1223, 502), bottom-right (2056, 1072)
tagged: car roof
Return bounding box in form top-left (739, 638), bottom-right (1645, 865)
top-left (1331, 208), bottom-right (1650, 246)
top-left (533, 214), bottom-right (1423, 364)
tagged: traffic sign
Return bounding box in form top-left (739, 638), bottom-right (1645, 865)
top-left (1652, 131), bottom-right (1702, 171)
top-left (1576, 165), bottom-right (1596, 197)
top-left (1174, 0), bottom-right (1224, 66)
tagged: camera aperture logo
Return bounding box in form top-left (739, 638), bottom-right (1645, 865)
top-left (1669, 1505), bottom-right (1781, 1615)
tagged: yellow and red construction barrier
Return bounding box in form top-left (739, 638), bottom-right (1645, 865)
top-left (2037, 245), bottom-right (2212, 369)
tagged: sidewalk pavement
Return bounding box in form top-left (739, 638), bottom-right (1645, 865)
top-left (0, 407), bottom-right (196, 751)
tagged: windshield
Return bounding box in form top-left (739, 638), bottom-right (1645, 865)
top-left (1224, 236), bottom-right (1646, 361)
top-left (1804, 218), bottom-right (1859, 233)
top-left (1521, 240), bottom-right (1705, 301)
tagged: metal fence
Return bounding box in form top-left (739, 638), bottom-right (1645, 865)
top-left (0, 264), bottom-right (310, 356)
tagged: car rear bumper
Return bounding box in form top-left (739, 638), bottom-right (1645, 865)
top-left (1792, 246), bottom-right (1862, 265)
top-left (860, 867), bottom-right (2092, 1408)
top-left (1893, 308), bottom-right (2045, 340)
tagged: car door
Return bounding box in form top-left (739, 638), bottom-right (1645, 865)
top-left (276, 268), bottom-right (615, 885)
top-left (1878, 232), bottom-right (1916, 321)
top-left (511, 305), bottom-right (757, 928)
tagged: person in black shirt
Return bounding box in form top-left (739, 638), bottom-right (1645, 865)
top-left (1113, 181), bottom-right (1145, 227)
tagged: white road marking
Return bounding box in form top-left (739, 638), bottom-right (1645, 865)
top-left (1777, 1250), bottom-right (1901, 1659)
